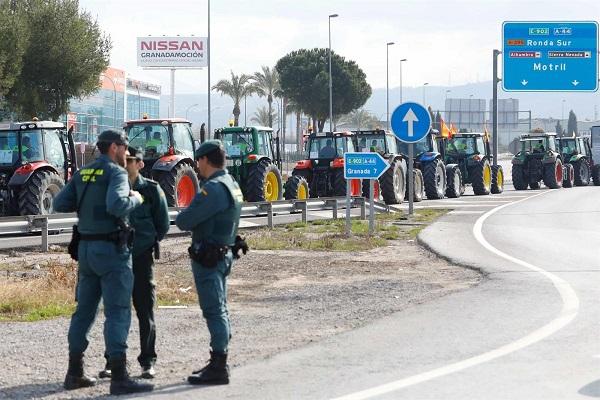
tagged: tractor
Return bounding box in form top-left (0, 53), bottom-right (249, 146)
top-left (0, 120), bottom-right (77, 215)
top-left (396, 130), bottom-right (460, 200)
top-left (557, 134), bottom-right (597, 187)
top-left (214, 126), bottom-right (284, 202)
top-left (124, 118), bottom-right (198, 207)
top-left (443, 132), bottom-right (504, 195)
top-left (288, 131), bottom-right (361, 198)
top-left (352, 129), bottom-right (407, 204)
top-left (511, 130), bottom-right (566, 190)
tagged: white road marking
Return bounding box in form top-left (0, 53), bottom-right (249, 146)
top-left (332, 190), bottom-right (580, 400)
top-left (448, 210), bottom-right (485, 215)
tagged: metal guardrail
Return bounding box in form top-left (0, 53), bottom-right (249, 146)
top-left (0, 196), bottom-right (390, 251)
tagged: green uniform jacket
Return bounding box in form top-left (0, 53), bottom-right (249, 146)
top-left (54, 155), bottom-right (142, 234)
top-left (130, 174), bottom-right (170, 258)
top-left (175, 170), bottom-right (243, 246)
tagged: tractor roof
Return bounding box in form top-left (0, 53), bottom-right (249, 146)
top-left (124, 118), bottom-right (191, 126)
top-left (0, 121), bottom-right (65, 131)
top-left (352, 129), bottom-right (388, 136)
top-left (450, 132), bottom-right (486, 138)
top-left (521, 131), bottom-right (557, 139)
top-left (215, 126), bottom-right (273, 133)
top-left (308, 131), bottom-right (354, 138)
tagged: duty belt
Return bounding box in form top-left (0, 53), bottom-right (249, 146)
top-left (79, 231), bottom-right (120, 242)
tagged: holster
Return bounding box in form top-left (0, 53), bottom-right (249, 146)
top-left (188, 241), bottom-right (228, 268)
top-left (68, 225), bottom-right (81, 261)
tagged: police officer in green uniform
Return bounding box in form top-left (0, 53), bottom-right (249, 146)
top-left (53, 129), bottom-right (154, 396)
top-left (176, 140), bottom-right (243, 385)
top-left (99, 146), bottom-right (170, 379)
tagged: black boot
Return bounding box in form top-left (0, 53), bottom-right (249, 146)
top-left (98, 359), bottom-right (111, 379)
top-left (188, 351), bottom-right (230, 385)
top-left (63, 353), bottom-right (97, 390)
top-left (109, 355), bottom-right (154, 395)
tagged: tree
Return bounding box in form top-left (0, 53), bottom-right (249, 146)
top-left (0, 2), bottom-right (28, 100)
top-left (338, 108), bottom-right (379, 130)
top-left (212, 71), bottom-right (257, 126)
top-left (251, 106), bottom-right (278, 126)
top-left (276, 48), bottom-right (371, 132)
top-left (567, 110), bottom-right (578, 136)
top-left (252, 66), bottom-right (282, 128)
top-left (6, 0), bottom-right (111, 120)
top-left (555, 120), bottom-right (564, 135)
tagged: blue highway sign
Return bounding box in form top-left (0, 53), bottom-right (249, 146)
top-left (343, 152), bottom-right (390, 179)
top-left (391, 102), bottom-right (432, 143)
top-left (503, 21), bottom-right (598, 92)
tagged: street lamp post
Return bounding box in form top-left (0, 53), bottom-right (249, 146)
top-left (328, 13), bottom-right (338, 133)
top-left (386, 42), bottom-right (395, 130)
top-left (422, 82), bottom-right (429, 105)
top-left (399, 58), bottom-right (407, 104)
top-left (135, 84), bottom-right (141, 118)
top-left (186, 103), bottom-right (199, 120)
top-left (101, 73), bottom-right (117, 128)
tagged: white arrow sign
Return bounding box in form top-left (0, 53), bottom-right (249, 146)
top-left (572, 80), bottom-right (580, 86)
top-left (402, 108), bottom-right (419, 137)
top-left (521, 80), bottom-right (528, 86)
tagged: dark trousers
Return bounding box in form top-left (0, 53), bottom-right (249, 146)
top-left (104, 248), bottom-right (156, 368)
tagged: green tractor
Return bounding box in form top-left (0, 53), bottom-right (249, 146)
top-left (557, 134), bottom-right (594, 187)
top-left (214, 126), bottom-right (284, 202)
top-left (444, 132), bottom-right (504, 195)
top-left (511, 130), bottom-right (565, 190)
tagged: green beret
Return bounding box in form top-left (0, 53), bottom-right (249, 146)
top-left (97, 129), bottom-right (128, 146)
top-left (195, 139), bottom-right (223, 160)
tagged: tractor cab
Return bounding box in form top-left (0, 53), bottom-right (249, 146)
top-left (0, 120), bottom-right (76, 215)
top-left (517, 131), bottom-right (558, 160)
top-left (557, 134), bottom-right (595, 186)
top-left (353, 129), bottom-right (400, 156)
top-left (445, 133), bottom-right (489, 160)
top-left (124, 117), bottom-right (198, 207)
top-left (512, 130), bottom-right (565, 190)
top-left (214, 126), bottom-right (283, 202)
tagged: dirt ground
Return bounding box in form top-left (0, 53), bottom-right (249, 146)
top-left (0, 231), bottom-right (482, 399)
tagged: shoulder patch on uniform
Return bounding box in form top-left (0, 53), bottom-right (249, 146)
top-left (145, 179), bottom-right (159, 186)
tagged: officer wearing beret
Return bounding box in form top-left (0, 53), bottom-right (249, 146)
top-left (176, 140), bottom-right (243, 385)
top-left (54, 130), bottom-right (153, 395)
top-left (99, 146), bottom-right (170, 380)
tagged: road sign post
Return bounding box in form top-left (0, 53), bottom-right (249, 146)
top-left (343, 152), bottom-right (390, 236)
top-left (502, 21), bottom-right (598, 92)
top-left (391, 102), bottom-right (432, 216)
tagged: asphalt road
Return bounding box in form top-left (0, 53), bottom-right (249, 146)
top-left (139, 184), bottom-right (600, 400)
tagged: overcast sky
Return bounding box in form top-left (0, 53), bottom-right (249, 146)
top-left (80, 0), bottom-right (600, 94)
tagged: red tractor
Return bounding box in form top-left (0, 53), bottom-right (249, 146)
top-left (124, 118), bottom-right (198, 207)
top-left (0, 120), bottom-right (77, 215)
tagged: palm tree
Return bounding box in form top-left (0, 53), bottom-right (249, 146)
top-left (339, 108), bottom-right (379, 130)
top-left (212, 71), bottom-right (257, 126)
top-left (252, 66), bottom-right (282, 128)
top-left (251, 106), bottom-right (278, 126)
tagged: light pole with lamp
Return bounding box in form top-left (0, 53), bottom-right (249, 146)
top-left (399, 58), bottom-right (407, 104)
top-left (328, 13), bottom-right (338, 134)
top-left (386, 42), bottom-right (395, 130)
top-left (422, 82), bottom-right (429, 105)
top-left (101, 73), bottom-right (118, 128)
top-left (185, 103), bottom-right (199, 120)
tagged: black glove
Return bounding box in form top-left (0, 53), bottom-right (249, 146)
top-left (232, 235), bottom-right (249, 259)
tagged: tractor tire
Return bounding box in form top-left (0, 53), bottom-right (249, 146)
top-left (543, 158), bottom-right (563, 189)
top-left (405, 169), bottom-right (424, 202)
top-left (332, 169), bottom-right (347, 197)
top-left (563, 164), bottom-right (574, 188)
top-left (379, 159), bottom-right (406, 204)
top-left (361, 179), bottom-right (381, 200)
top-left (529, 181), bottom-right (541, 190)
top-left (592, 164), bottom-right (600, 186)
top-left (159, 163), bottom-right (199, 207)
top-left (284, 175), bottom-right (309, 200)
top-left (573, 158), bottom-right (591, 186)
top-left (423, 160), bottom-right (446, 200)
top-left (471, 159), bottom-right (492, 195)
top-left (17, 170), bottom-right (64, 216)
top-left (246, 159), bottom-right (283, 202)
top-left (445, 165), bottom-right (462, 198)
top-left (512, 164), bottom-right (528, 190)
top-left (491, 165), bottom-right (504, 194)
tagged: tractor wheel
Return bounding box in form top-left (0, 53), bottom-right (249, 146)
top-left (542, 158), bottom-right (563, 189)
top-left (491, 165), bottom-right (504, 194)
top-left (573, 158), bottom-right (590, 186)
top-left (592, 164), bottom-right (600, 186)
top-left (159, 163), bottom-right (199, 207)
top-left (471, 159), bottom-right (492, 195)
top-left (332, 169), bottom-right (347, 196)
top-left (445, 165), bottom-right (462, 198)
top-left (423, 160), bottom-right (446, 200)
top-left (284, 175), bottom-right (309, 200)
top-left (512, 164), bottom-right (528, 190)
top-left (563, 164), bottom-right (574, 188)
top-left (379, 159), bottom-right (406, 204)
top-left (18, 170), bottom-right (64, 215)
top-left (529, 181), bottom-right (541, 190)
top-left (406, 169), bottom-right (424, 202)
top-left (246, 159), bottom-right (283, 202)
